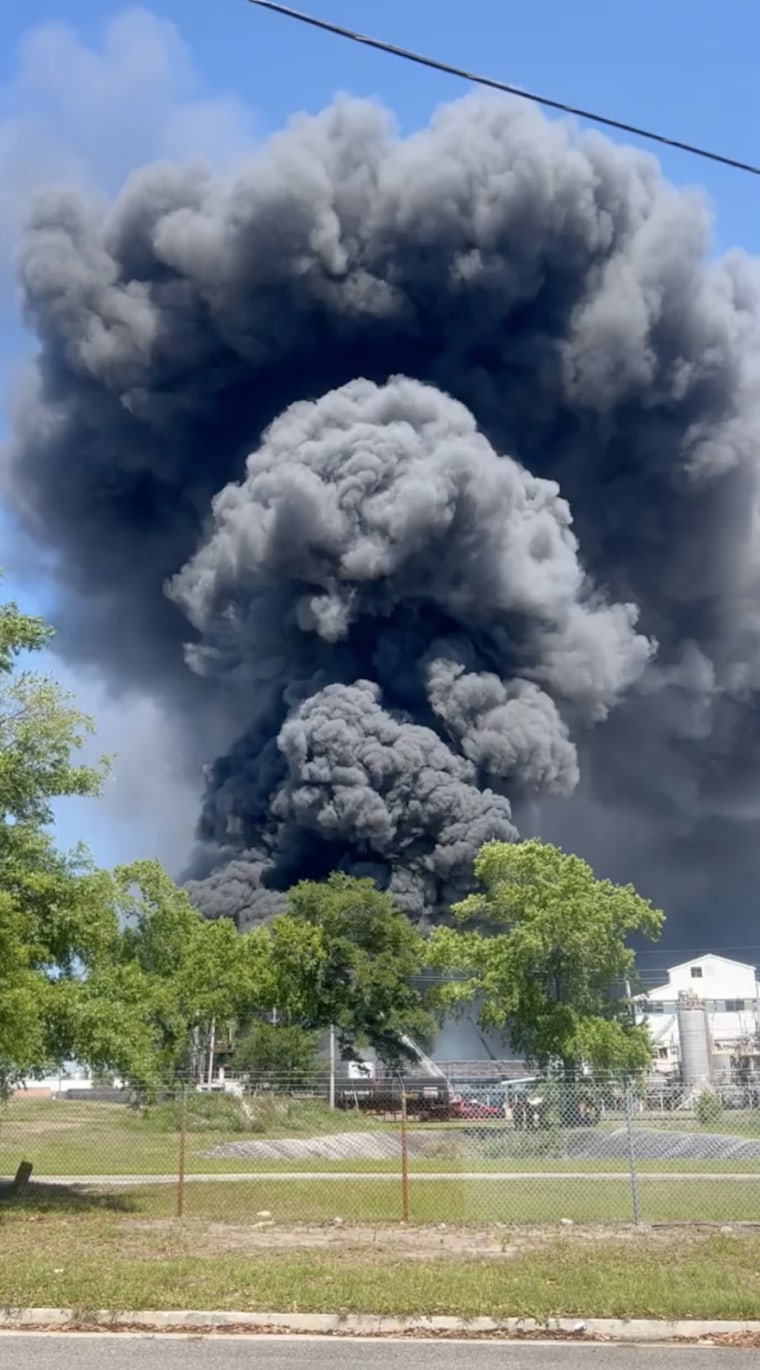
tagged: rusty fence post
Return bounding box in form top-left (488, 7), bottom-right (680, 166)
top-left (400, 1086), bottom-right (409, 1223)
top-left (625, 1083), bottom-right (640, 1225)
top-left (177, 1082), bottom-right (187, 1220)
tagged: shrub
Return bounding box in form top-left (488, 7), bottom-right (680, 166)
top-left (232, 1022), bottom-right (321, 1087)
top-left (695, 1089), bottom-right (723, 1126)
top-left (141, 1090), bottom-right (252, 1133)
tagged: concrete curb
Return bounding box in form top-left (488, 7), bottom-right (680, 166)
top-left (2, 1309), bottom-right (760, 1342)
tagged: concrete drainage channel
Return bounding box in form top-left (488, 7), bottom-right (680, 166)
top-left (3, 1312), bottom-right (760, 1345)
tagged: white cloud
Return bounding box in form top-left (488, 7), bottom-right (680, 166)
top-left (0, 7), bottom-right (256, 248)
top-left (0, 5), bottom-right (257, 353)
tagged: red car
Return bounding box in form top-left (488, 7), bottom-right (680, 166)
top-left (449, 1096), bottom-right (501, 1120)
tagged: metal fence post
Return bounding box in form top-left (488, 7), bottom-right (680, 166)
top-left (328, 1026), bottom-right (336, 1109)
top-left (624, 1083), bottom-right (640, 1224)
top-left (400, 1086), bottom-right (409, 1223)
top-left (176, 1082), bottom-right (187, 1220)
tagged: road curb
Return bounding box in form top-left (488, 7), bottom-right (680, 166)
top-left (2, 1309), bottom-right (760, 1342)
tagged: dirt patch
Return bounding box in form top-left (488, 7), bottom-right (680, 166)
top-left (117, 1217), bottom-right (723, 1262)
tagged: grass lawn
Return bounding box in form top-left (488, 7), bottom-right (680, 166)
top-left (126, 1176), bottom-right (760, 1224)
top-left (638, 1109), bottom-right (760, 1138)
top-left (0, 1097), bottom-right (394, 1176)
top-left (0, 1209), bottom-right (759, 1320)
top-left (5, 1098), bottom-right (760, 1180)
top-left (3, 1173), bottom-right (760, 1224)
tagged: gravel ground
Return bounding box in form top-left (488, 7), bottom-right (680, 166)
top-left (201, 1126), bottom-right (760, 1163)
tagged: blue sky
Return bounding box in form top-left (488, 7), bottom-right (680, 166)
top-left (2, 0), bottom-right (759, 872)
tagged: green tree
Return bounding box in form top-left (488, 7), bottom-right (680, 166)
top-left (270, 873), bottom-right (433, 1065)
top-left (0, 592), bottom-right (317, 1096)
top-left (428, 839), bottom-right (663, 1076)
top-left (232, 1021), bottom-right (320, 1086)
top-left (105, 860), bottom-right (275, 1089)
top-left (0, 593), bottom-right (114, 1094)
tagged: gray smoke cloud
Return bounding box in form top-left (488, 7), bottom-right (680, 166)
top-left (167, 372), bottom-right (647, 919)
top-left (274, 678), bottom-right (517, 919)
top-left (425, 660), bottom-right (580, 797)
top-left (6, 91), bottom-right (760, 941)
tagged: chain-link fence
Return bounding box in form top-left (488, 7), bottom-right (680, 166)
top-left (2, 1076), bottom-right (760, 1224)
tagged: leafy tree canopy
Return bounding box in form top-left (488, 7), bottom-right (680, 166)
top-left (428, 839), bottom-right (663, 1076)
top-left (0, 592), bottom-right (114, 1093)
top-left (232, 1021), bottom-right (320, 1086)
top-left (89, 860), bottom-right (275, 1089)
top-left (270, 872), bottom-right (433, 1064)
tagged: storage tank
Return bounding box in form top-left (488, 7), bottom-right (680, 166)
top-left (677, 991), bottom-right (712, 1087)
top-left (711, 1050), bottom-right (733, 1085)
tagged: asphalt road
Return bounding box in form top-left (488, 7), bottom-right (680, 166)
top-left (0, 1336), bottom-right (750, 1369)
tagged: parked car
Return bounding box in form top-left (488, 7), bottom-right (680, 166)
top-left (449, 1096), bottom-right (501, 1120)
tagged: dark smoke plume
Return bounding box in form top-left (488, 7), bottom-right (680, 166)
top-left (171, 372), bottom-right (649, 917)
top-left (6, 94), bottom-right (760, 940)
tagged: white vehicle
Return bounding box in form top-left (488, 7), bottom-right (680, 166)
top-left (196, 1079), bottom-right (244, 1098)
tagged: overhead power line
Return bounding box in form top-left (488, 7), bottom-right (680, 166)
top-left (635, 944), bottom-right (760, 957)
top-left (245, 0), bottom-right (760, 177)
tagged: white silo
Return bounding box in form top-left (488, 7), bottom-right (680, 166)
top-left (677, 990), bottom-right (712, 1088)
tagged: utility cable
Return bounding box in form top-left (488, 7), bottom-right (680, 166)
top-left (245, 0), bottom-right (760, 176)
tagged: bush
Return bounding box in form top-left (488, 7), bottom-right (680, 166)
top-left (232, 1022), bottom-right (321, 1087)
top-left (136, 1090), bottom-right (378, 1137)
top-left (140, 1090), bottom-right (252, 1133)
top-left (695, 1089), bottom-right (723, 1126)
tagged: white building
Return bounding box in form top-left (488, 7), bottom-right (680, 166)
top-left (638, 954), bottom-right (760, 1076)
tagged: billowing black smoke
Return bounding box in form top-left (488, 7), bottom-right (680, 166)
top-left (6, 94), bottom-right (760, 938)
top-left (169, 373), bottom-right (650, 919)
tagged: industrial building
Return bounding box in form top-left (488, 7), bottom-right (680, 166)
top-left (637, 954), bottom-right (760, 1086)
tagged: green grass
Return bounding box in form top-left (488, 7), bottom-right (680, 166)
top-left (5, 1098), bottom-right (760, 1179)
top-left (635, 1109), bottom-right (760, 1137)
top-left (4, 1173), bottom-right (760, 1224)
top-left (140, 1177), bottom-right (760, 1224)
top-left (0, 1097), bottom-right (393, 1177)
top-left (0, 1211), bottom-right (759, 1320)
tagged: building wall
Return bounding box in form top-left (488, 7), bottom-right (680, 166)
top-left (661, 955), bottom-right (758, 1000)
top-left (638, 955), bottom-right (760, 1075)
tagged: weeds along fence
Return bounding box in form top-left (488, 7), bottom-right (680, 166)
top-left (3, 1077), bottom-right (760, 1225)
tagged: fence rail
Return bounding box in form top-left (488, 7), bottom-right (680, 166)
top-left (3, 1078), bottom-right (760, 1226)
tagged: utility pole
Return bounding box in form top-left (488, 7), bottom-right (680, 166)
top-left (329, 1025), bottom-right (336, 1108)
top-left (207, 1019), bottom-right (216, 1088)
